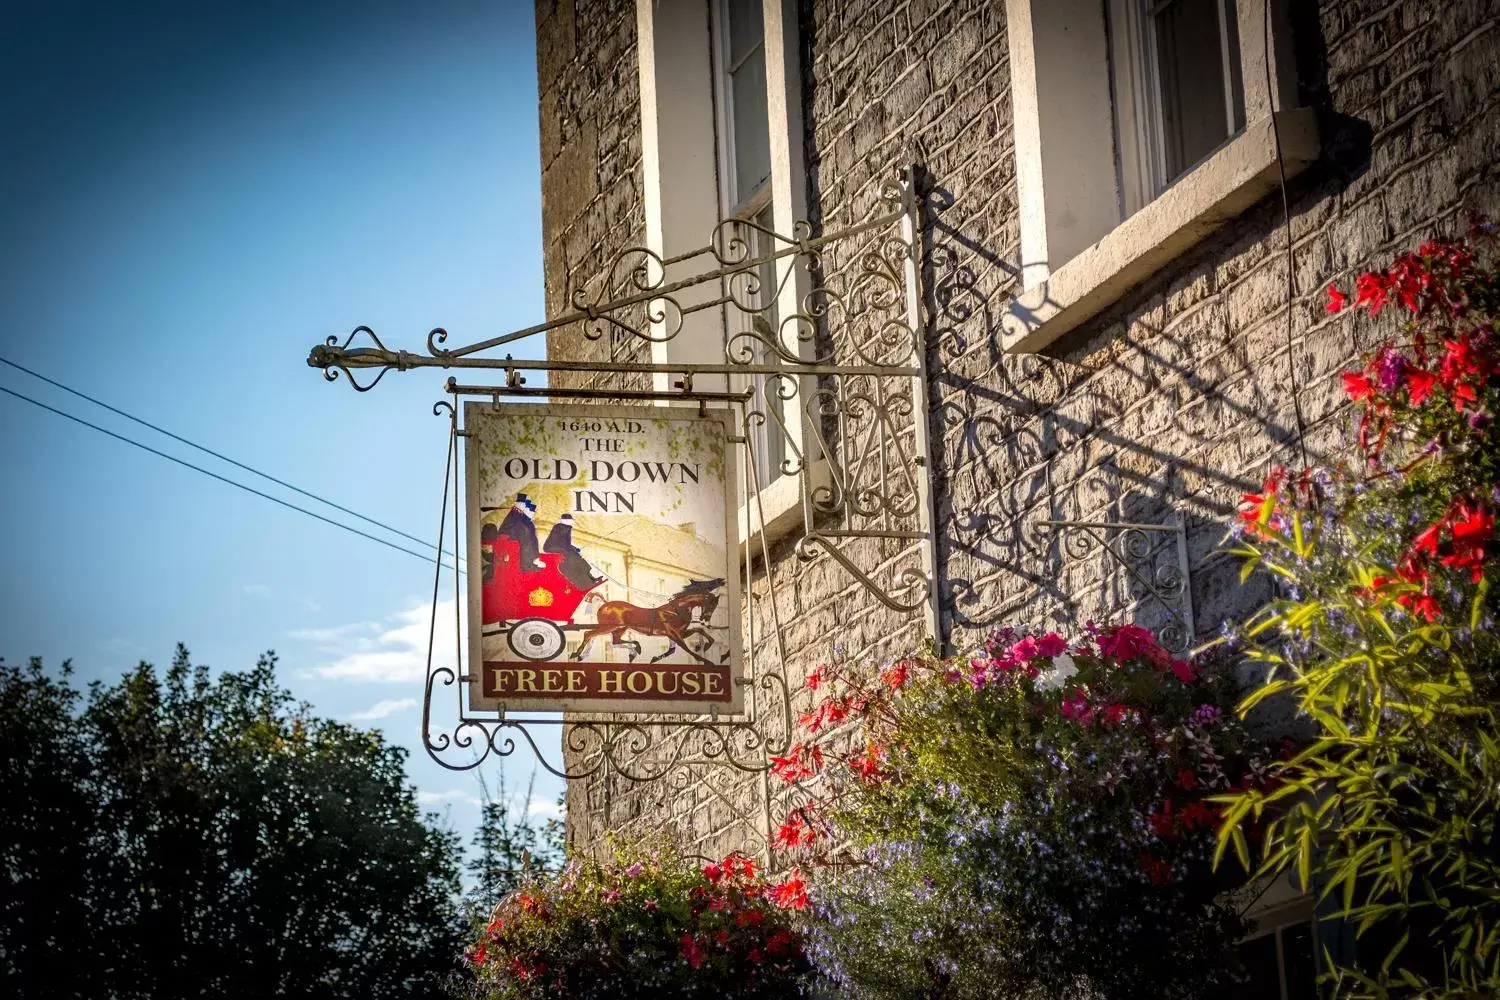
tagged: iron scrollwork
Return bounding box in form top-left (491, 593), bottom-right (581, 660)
top-left (315, 169), bottom-right (940, 788)
top-left (1030, 518), bottom-right (1196, 652)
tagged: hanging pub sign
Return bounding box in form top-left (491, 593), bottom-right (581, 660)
top-left (464, 402), bottom-right (743, 715)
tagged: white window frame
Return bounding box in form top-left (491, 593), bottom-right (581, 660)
top-left (635, 0), bottom-right (822, 547)
top-left (709, 0), bottom-right (774, 217)
top-left (1002, 0), bottom-right (1319, 353)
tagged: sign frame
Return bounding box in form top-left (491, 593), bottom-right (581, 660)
top-left (462, 400), bottom-right (745, 717)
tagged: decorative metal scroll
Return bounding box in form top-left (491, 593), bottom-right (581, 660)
top-left (1031, 517), bottom-right (1196, 652)
top-left (308, 168), bottom-right (940, 793)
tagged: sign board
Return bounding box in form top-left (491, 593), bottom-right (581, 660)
top-left (464, 402), bottom-right (743, 715)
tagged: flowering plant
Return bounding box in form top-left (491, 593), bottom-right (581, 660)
top-left (776, 626), bottom-right (1282, 999)
top-left (461, 843), bottom-right (816, 999)
top-left (1219, 224), bottom-right (1500, 996)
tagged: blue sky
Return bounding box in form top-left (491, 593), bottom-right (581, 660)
top-left (0, 0), bottom-right (561, 845)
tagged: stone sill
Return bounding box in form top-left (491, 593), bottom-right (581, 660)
top-left (1002, 108), bottom-right (1321, 354)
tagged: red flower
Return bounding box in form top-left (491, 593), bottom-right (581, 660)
top-left (679, 933), bottom-right (707, 969)
top-left (467, 943), bottom-right (489, 966)
top-left (723, 853), bottom-right (757, 880)
top-left (702, 862), bottom-right (724, 883)
top-left (736, 909), bottom-right (766, 928)
top-left (769, 742), bottom-right (823, 783)
top-left (768, 872), bottom-right (809, 910)
top-left (1139, 853), bottom-right (1173, 885)
top-left (1325, 285), bottom-right (1348, 313)
top-left (1396, 591), bottom-right (1442, 622)
top-left (1060, 692), bottom-right (1093, 724)
top-left (1342, 371), bottom-right (1377, 401)
top-left (1354, 271), bottom-right (1391, 314)
top-left (773, 812), bottom-right (818, 849)
top-left (849, 741), bottom-right (885, 784)
top-left (765, 928), bottom-right (799, 956)
top-left (1178, 800), bottom-right (1217, 831)
top-left (1169, 659), bottom-right (1197, 684)
top-left (879, 660), bottom-right (911, 690)
top-left (1405, 368), bottom-right (1437, 404)
top-left (1411, 522), bottom-right (1444, 558)
top-left (805, 664), bottom-right (824, 692)
top-left (1443, 504), bottom-right (1494, 582)
top-left (1175, 768), bottom-right (1198, 790)
top-left (1096, 624), bottom-right (1163, 664)
top-left (1148, 800), bottom-right (1175, 837)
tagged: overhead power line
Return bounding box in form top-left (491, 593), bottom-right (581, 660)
top-left (0, 355), bottom-right (460, 562)
top-left (0, 383), bottom-right (459, 574)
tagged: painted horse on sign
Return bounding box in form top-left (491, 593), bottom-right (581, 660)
top-left (571, 579), bottom-right (724, 666)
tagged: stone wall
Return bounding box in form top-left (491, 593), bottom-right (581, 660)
top-left (537, 0), bottom-right (1500, 860)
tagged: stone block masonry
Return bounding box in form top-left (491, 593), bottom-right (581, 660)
top-left (534, 0), bottom-right (1500, 862)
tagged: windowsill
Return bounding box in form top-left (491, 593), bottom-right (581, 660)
top-left (1002, 108), bottom-right (1320, 354)
top-left (736, 458), bottom-right (828, 554)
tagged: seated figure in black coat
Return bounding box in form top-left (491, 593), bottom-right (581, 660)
top-left (543, 513), bottom-right (604, 590)
top-left (498, 494), bottom-right (545, 571)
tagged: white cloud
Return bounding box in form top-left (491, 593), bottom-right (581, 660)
top-left (417, 788), bottom-right (482, 808)
top-left (295, 598), bottom-right (464, 684)
top-left (347, 697), bottom-right (419, 721)
top-left (241, 583), bottom-right (272, 599)
top-left (526, 796), bottom-right (565, 820)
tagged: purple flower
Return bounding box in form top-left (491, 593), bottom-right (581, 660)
top-left (1374, 348), bottom-right (1407, 391)
top-left (623, 862), bottom-right (643, 878)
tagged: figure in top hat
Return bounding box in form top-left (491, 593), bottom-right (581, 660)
top-left (498, 493), bottom-right (545, 571)
top-left (544, 513), bottom-right (606, 590)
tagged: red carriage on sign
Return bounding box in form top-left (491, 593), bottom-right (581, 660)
top-left (481, 535), bottom-right (603, 662)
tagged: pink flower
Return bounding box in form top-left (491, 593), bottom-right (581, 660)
top-left (1060, 692), bottom-right (1092, 724)
top-left (601, 887), bottom-right (620, 903)
top-left (623, 862), bottom-right (643, 878)
top-left (1007, 636), bottom-right (1041, 663)
top-left (1034, 632), bottom-right (1070, 657)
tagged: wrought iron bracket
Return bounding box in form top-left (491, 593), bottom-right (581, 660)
top-left (312, 168), bottom-right (943, 789)
top-left (1031, 517), bottom-right (1196, 652)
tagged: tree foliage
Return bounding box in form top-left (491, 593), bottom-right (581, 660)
top-left (0, 646), bottom-right (464, 1000)
top-left (1219, 226), bottom-right (1500, 996)
top-left (466, 769), bottom-right (566, 918)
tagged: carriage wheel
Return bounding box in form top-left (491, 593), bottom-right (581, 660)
top-left (507, 618), bottom-right (566, 661)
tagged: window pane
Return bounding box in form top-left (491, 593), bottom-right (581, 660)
top-left (726, 0), bottom-right (763, 68)
top-left (731, 46), bottom-right (772, 201)
top-left (1152, 0), bottom-right (1240, 180)
top-left (1282, 923), bottom-right (1318, 1000)
top-left (1230, 932), bottom-right (1282, 1000)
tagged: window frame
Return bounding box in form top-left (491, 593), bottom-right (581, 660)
top-left (634, 0), bottom-right (818, 545)
top-left (1002, 0), bottom-right (1318, 353)
top-left (709, 0), bottom-right (774, 216)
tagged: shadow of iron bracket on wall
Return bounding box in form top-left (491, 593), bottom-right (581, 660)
top-left (306, 168), bottom-right (941, 794)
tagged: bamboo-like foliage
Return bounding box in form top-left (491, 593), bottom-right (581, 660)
top-left (1215, 224), bottom-right (1500, 997)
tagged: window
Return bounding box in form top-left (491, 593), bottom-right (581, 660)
top-left (711, 0), bottom-right (783, 491)
top-left (713, 0), bottom-right (772, 212)
top-left (1109, 0), bottom-right (1247, 216)
top-left (1231, 916), bottom-right (1318, 1000)
top-left (1002, 0), bottom-right (1318, 353)
top-left (636, 0), bottom-right (809, 538)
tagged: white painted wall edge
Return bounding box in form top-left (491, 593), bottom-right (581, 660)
top-left (1001, 108), bottom-right (1321, 354)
